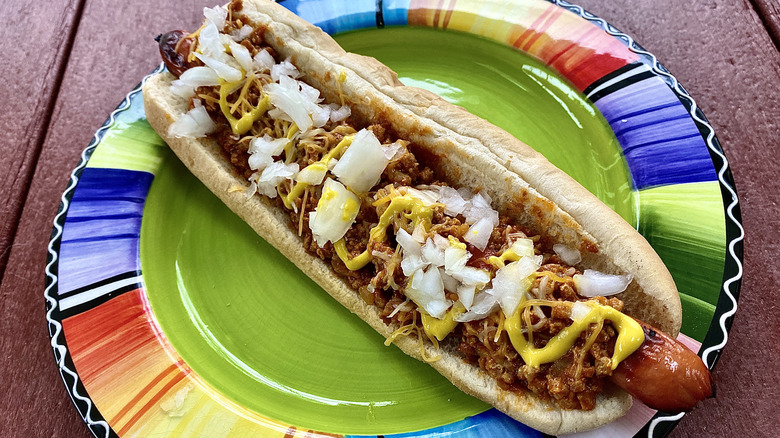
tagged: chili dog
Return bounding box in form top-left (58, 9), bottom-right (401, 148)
top-left (142, 0), bottom-right (712, 433)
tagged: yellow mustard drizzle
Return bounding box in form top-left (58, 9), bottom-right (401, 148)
top-left (337, 69), bottom-right (347, 107)
top-left (335, 194), bottom-right (435, 271)
top-left (488, 247), bottom-right (523, 269)
top-left (218, 77), bottom-right (271, 135)
top-left (419, 302), bottom-right (466, 341)
top-left (280, 134), bottom-right (355, 210)
top-left (505, 299), bottom-right (644, 370)
top-left (283, 123), bottom-right (300, 164)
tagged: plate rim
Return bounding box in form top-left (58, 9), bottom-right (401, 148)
top-left (43, 1), bottom-right (743, 437)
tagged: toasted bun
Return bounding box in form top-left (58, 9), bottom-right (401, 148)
top-left (142, 0), bottom-right (680, 433)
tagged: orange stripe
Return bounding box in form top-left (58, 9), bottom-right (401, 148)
top-left (432, 0), bottom-right (446, 28)
top-left (117, 368), bottom-right (190, 436)
top-left (520, 5), bottom-right (564, 52)
top-left (442, 0), bottom-right (457, 29)
top-left (512, 4), bottom-right (554, 48)
top-left (110, 362), bottom-right (185, 425)
top-left (546, 25), bottom-right (600, 67)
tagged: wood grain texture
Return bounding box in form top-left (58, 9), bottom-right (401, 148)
top-left (0, 0), bottom-right (82, 277)
top-left (751, 0), bottom-right (780, 49)
top-left (0, 0), bottom-right (777, 437)
top-left (575, 1), bottom-right (780, 436)
top-left (0, 0), bottom-right (203, 437)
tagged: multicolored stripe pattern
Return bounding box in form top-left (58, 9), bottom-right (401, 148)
top-left (46, 1), bottom-right (741, 437)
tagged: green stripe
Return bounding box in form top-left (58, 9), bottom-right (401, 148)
top-left (86, 119), bottom-right (167, 173)
top-left (637, 181), bottom-right (725, 340)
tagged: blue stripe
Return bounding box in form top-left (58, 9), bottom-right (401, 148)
top-left (595, 76), bottom-right (717, 189)
top-left (383, 0), bottom-right (411, 26)
top-left (64, 213), bottom-right (143, 223)
top-left (58, 168), bottom-right (153, 295)
top-left (280, 0), bottom-right (381, 34)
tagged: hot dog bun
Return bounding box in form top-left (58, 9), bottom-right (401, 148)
top-left (142, 0), bottom-right (681, 433)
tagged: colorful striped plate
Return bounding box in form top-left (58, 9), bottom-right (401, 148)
top-left (45, 1), bottom-right (742, 437)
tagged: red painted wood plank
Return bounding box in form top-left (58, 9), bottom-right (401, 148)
top-left (574, 2), bottom-right (780, 437)
top-left (0, 0), bottom-right (777, 437)
top-left (751, 0), bottom-right (780, 49)
top-left (0, 0), bottom-right (83, 276)
top-left (0, 0), bottom-right (202, 437)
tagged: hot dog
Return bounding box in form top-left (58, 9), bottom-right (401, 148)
top-left (142, 0), bottom-right (712, 433)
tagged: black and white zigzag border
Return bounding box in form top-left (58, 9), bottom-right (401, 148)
top-left (44, 63), bottom-right (165, 438)
top-left (550, 1), bottom-right (744, 436)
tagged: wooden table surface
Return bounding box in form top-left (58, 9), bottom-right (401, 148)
top-left (1, 0), bottom-right (777, 436)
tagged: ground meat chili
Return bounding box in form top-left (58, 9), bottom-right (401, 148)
top-left (165, 7), bottom-right (626, 411)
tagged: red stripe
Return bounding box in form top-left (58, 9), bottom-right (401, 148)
top-left (110, 362), bottom-right (184, 425)
top-left (520, 6), bottom-right (564, 52)
top-left (442, 0), bottom-right (457, 28)
top-left (545, 26), bottom-right (599, 68)
top-left (432, 0), bottom-right (446, 28)
top-left (117, 369), bottom-right (190, 436)
top-left (512, 4), bottom-right (555, 48)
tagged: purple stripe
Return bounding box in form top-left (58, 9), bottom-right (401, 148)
top-left (596, 77), bottom-right (717, 189)
top-left (58, 168), bottom-right (152, 294)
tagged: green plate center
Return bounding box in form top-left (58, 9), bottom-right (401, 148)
top-left (141, 27), bottom-right (632, 435)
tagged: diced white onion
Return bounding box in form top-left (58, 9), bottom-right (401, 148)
top-left (203, 5), bottom-right (227, 30)
top-left (570, 301), bottom-right (592, 322)
top-left (196, 22), bottom-right (227, 58)
top-left (464, 191), bottom-right (499, 226)
top-left (440, 268), bottom-right (459, 292)
top-left (411, 223), bottom-right (427, 244)
top-left (231, 24), bottom-right (253, 41)
top-left (432, 234), bottom-right (450, 250)
top-left (330, 104), bottom-right (351, 123)
top-left (573, 270), bottom-right (633, 297)
top-left (463, 216), bottom-right (494, 251)
top-left (401, 254), bottom-right (427, 276)
top-left (194, 52), bottom-right (242, 82)
top-left (248, 134), bottom-right (288, 156)
top-left (268, 107), bottom-right (292, 123)
top-left (553, 244), bottom-right (582, 266)
top-left (511, 238), bottom-right (536, 258)
top-left (488, 257), bottom-right (539, 317)
top-left (457, 284), bottom-right (477, 310)
top-left (167, 103), bottom-right (216, 138)
top-left (421, 238), bottom-right (445, 267)
top-left (444, 245), bottom-right (470, 273)
top-left (311, 105), bottom-right (331, 128)
top-left (308, 178), bottom-right (359, 247)
top-left (270, 58), bottom-right (300, 82)
top-left (331, 129), bottom-right (389, 193)
top-left (405, 268), bottom-right (450, 319)
top-left (449, 266), bottom-right (490, 287)
top-left (436, 186), bottom-right (468, 217)
top-left (395, 228), bottom-right (422, 258)
top-left (248, 153), bottom-right (273, 171)
top-left (382, 140), bottom-right (405, 160)
top-left (253, 49), bottom-right (275, 73)
top-left (247, 135), bottom-right (289, 172)
top-left (455, 292), bottom-right (499, 322)
top-left (404, 187), bottom-right (440, 206)
top-left (295, 164), bottom-right (327, 185)
top-left (264, 75), bottom-right (316, 132)
top-left (170, 66), bottom-right (220, 98)
top-left (228, 41), bottom-right (253, 72)
top-left (299, 81), bottom-right (322, 103)
top-left (255, 162), bottom-right (298, 198)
